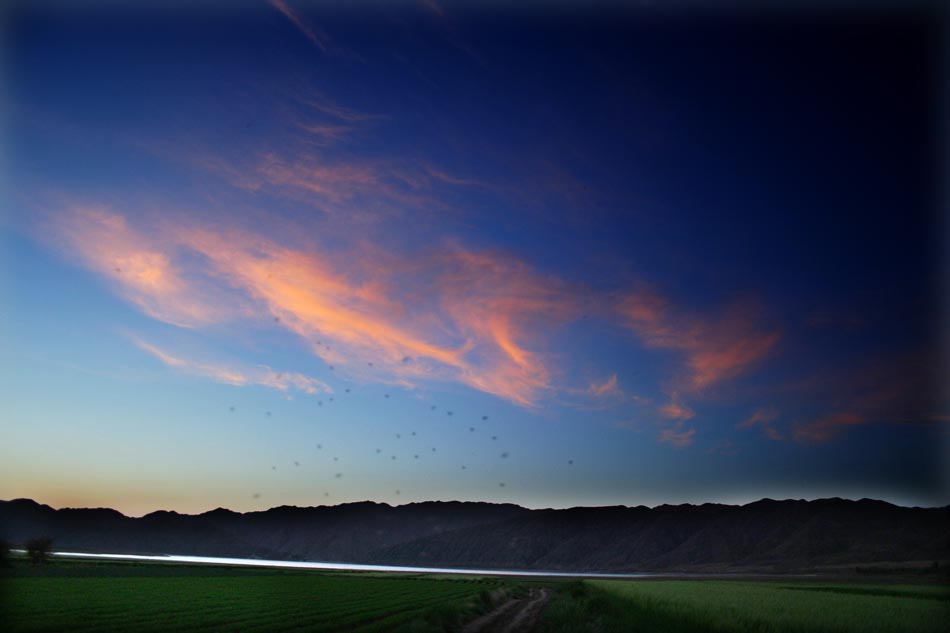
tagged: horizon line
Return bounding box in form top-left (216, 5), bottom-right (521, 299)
top-left (5, 494), bottom-right (948, 520)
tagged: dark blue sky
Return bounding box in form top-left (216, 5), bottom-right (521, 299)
top-left (1, 1), bottom-right (946, 515)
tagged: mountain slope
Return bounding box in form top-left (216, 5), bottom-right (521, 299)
top-left (1, 498), bottom-right (946, 572)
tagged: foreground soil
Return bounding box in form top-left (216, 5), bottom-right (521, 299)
top-left (462, 587), bottom-right (552, 633)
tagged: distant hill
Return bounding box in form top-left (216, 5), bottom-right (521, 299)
top-left (1, 498), bottom-right (947, 572)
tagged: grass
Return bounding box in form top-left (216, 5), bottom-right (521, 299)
top-left (540, 579), bottom-right (950, 633)
top-left (5, 557), bottom-right (949, 632)
top-left (0, 558), bottom-right (512, 632)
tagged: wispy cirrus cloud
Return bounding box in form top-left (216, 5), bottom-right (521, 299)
top-left (159, 142), bottom-right (462, 223)
top-left (616, 286), bottom-right (778, 449)
top-left (564, 373), bottom-right (649, 411)
top-left (49, 204), bottom-right (578, 407)
top-left (656, 397), bottom-right (696, 445)
top-left (737, 406), bottom-right (783, 440)
top-left (268, 0), bottom-right (332, 54)
top-left (44, 205), bottom-right (234, 328)
top-left (132, 337), bottom-right (331, 395)
top-left (587, 374), bottom-right (623, 399)
top-left (794, 411), bottom-right (864, 444)
top-left (267, 0), bottom-right (363, 61)
top-left (295, 123), bottom-right (355, 146)
top-left (658, 423), bottom-right (696, 448)
top-left (417, 0), bottom-right (484, 65)
top-left (617, 288), bottom-right (780, 393)
top-left (788, 352), bottom-right (948, 443)
top-left (431, 245), bottom-right (582, 405)
top-left (658, 401), bottom-right (695, 421)
top-left (46, 199), bottom-right (792, 422)
top-left (296, 93), bottom-right (384, 123)
top-left (254, 152), bottom-right (384, 205)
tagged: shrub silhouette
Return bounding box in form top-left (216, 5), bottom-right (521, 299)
top-left (25, 536), bottom-right (53, 565)
top-left (0, 538), bottom-right (9, 566)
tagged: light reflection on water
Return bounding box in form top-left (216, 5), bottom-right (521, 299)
top-left (52, 551), bottom-right (658, 578)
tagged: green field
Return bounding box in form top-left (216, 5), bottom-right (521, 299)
top-left (4, 558), bottom-right (949, 632)
top-left (541, 578), bottom-right (950, 633)
top-left (1, 559), bottom-right (510, 632)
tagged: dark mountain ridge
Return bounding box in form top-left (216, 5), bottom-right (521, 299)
top-left (2, 497), bottom-right (946, 572)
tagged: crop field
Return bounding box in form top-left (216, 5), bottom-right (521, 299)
top-left (5, 558), bottom-right (949, 633)
top-left (1, 559), bottom-right (507, 633)
top-left (541, 578), bottom-right (950, 633)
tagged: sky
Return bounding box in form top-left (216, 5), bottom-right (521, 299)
top-left (1, 0), bottom-right (947, 516)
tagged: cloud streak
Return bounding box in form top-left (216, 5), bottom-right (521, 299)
top-left (132, 337), bottom-right (331, 395)
top-left (50, 205), bottom-right (578, 407)
top-left (737, 406), bottom-right (784, 440)
top-left (659, 400), bottom-right (695, 421)
top-left (658, 424), bottom-right (696, 448)
top-left (45, 205), bottom-right (231, 328)
top-left (617, 289), bottom-right (780, 392)
top-left (587, 374), bottom-right (623, 399)
top-left (788, 352), bottom-right (948, 443)
top-left (46, 200), bottom-right (793, 418)
top-left (268, 0), bottom-right (331, 53)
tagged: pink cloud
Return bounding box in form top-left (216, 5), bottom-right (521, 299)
top-left (50, 205), bottom-right (580, 407)
top-left (185, 150), bottom-right (458, 222)
top-left (787, 351), bottom-right (948, 443)
top-left (793, 411), bottom-right (865, 444)
top-left (658, 425), bottom-right (696, 448)
top-left (132, 337), bottom-right (331, 395)
top-left (659, 400), bottom-right (695, 420)
top-left (587, 374), bottom-right (623, 399)
top-left (737, 406), bottom-right (784, 440)
top-left (255, 153), bottom-right (383, 204)
top-left (422, 165), bottom-right (494, 190)
top-left (617, 289), bottom-right (780, 392)
top-left (296, 123), bottom-right (355, 146)
top-left (268, 0), bottom-right (331, 53)
top-left (45, 205), bottom-right (233, 328)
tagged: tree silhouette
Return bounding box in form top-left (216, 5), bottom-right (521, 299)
top-left (0, 538), bottom-right (9, 566)
top-left (25, 536), bottom-right (53, 565)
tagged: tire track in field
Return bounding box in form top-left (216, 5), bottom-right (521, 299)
top-left (461, 587), bottom-right (551, 633)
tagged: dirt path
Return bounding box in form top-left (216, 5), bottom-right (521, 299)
top-left (461, 587), bottom-right (552, 633)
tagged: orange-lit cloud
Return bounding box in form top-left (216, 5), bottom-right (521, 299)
top-left (793, 411), bottom-right (864, 444)
top-left (659, 400), bottom-right (695, 421)
top-left (255, 152), bottom-right (383, 205)
top-left (737, 406), bottom-right (784, 440)
top-left (49, 204), bottom-right (579, 407)
top-left (45, 205), bottom-right (232, 328)
top-left (190, 151), bottom-right (457, 221)
top-left (431, 245), bottom-right (583, 405)
top-left (658, 424), bottom-right (696, 448)
top-left (564, 373), bottom-right (649, 411)
top-left (588, 374), bottom-right (622, 399)
top-left (617, 289), bottom-right (780, 392)
top-left (45, 197), bottom-right (793, 414)
top-left (788, 351), bottom-right (948, 443)
top-left (133, 337), bottom-right (331, 395)
top-left (423, 165), bottom-right (494, 190)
